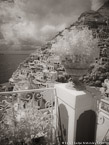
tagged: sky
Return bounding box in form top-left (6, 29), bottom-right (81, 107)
top-left (0, 0), bottom-right (107, 50)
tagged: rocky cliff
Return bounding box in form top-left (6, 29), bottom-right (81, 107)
top-left (50, 1), bottom-right (109, 58)
top-left (98, 1), bottom-right (109, 17)
top-left (48, 1), bottom-right (109, 87)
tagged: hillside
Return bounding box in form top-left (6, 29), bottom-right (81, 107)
top-left (50, 1), bottom-right (109, 56)
top-left (98, 1), bottom-right (109, 17)
top-left (5, 0), bottom-right (109, 91)
top-left (48, 1), bottom-right (109, 87)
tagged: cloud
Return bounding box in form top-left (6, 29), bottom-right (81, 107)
top-left (40, 23), bottom-right (67, 41)
top-left (1, 21), bottom-right (39, 44)
top-left (40, 24), bottom-right (66, 38)
top-left (91, 0), bottom-right (108, 11)
top-left (0, 0), bottom-right (91, 48)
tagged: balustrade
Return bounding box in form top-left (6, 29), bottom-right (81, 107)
top-left (0, 88), bottom-right (56, 145)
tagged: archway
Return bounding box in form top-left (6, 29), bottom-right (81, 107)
top-left (58, 104), bottom-right (69, 144)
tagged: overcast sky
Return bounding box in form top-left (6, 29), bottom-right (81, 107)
top-left (0, 0), bottom-right (107, 49)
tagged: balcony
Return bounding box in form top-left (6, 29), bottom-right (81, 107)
top-left (0, 84), bottom-right (102, 145)
top-left (0, 87), bottom-right (56, 145)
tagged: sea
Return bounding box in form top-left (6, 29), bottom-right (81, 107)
top-left (0, 53), bottom-right (29, 84)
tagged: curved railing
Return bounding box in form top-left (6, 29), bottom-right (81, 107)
top-left (0, 88), bottom-right (56, 145)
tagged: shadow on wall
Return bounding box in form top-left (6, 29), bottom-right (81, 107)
top-left (76, 110), bottom-right (97, 145)
top-left (58, 104), bottom-right (69, 144)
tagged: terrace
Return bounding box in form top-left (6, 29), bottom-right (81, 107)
top-left (0, 87), bottom-right (56, 145)
top-left (0, 83), bottom-right (103, 145)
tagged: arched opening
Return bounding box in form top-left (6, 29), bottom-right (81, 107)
top-left (58, 104), bottom-right (69, 144)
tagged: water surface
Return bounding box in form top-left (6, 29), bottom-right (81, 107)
top-left (0, 54), bottom-right (28, 84)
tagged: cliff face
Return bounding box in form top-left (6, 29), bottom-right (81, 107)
top-left (98, 1), bottom-right (109, 17)
top-left (50, 1), bottom-right (109, 58)
top-left (77, 1), bottom-right (109, 27)
top-left (47, 1), bottom-right (109, 87)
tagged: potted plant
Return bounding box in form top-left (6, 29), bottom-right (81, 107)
top-left (51, 27), bottom-right (99, 87)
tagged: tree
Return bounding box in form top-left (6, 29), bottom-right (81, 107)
top-left (52, 27), bottom-right (99, 68)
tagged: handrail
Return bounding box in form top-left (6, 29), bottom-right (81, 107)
top-left (0, 87), bottom-right (55, 95)
top-left (0, 86), bottom-right (56, 144)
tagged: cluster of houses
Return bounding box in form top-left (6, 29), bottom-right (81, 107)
top-left (9, 49), bottom-right (67, 91)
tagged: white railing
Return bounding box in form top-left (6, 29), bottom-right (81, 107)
top-left (0, 87), bottom-right (56, 145)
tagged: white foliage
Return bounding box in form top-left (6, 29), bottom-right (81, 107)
top-left (52, 27), bottom-right (99, 65)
